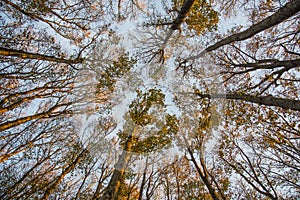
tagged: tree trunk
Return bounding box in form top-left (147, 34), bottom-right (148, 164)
top-left (0, 102), bottom-right (71, 132)
top-left (160, 0), bottom-right (196, 51)
top-left (187, 147), bottom-right (221, 200)
top-left (171, 0), bottom-right (196, 30)
top-left (0, 47), bottom-right (83, 65)
top-left (230, 58), bottom-right (300, 71)
top-left (196, 93), bottom-right (300, 111)
top-left (138, 156), bottom-right (149, 200)
top-left (98, 136), bottom-right (134, 200)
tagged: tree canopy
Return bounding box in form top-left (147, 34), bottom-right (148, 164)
top-left (1, 0), bottom-right (300, 199)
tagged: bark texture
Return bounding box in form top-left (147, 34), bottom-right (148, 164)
top-left (171, 0), bottom-right (196, 30)
top-left (98, 136), bottom-right (134, 200)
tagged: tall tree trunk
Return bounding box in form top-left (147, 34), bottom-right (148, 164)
top-left (0, 102), bottom-right (71, 132)
top-left (98, 136), bottom-right (134, 200)
top-left (0, 47), bottom-right (83, 65)
top-left (187, 0), bottom-right (300, 61)
top-left (230, 58), bottom-right (300, 70)
top-left (145, 0), bottom-right (196, 63)
top-left (171, 0), bottom-right (196, 30)
top-left (138, 156), bottom-right (149, 200)
top-left (187, 147), bottom-right (221, 200)
top-left (196, 93), bottom-right (300, 111)
top-left (159, 0), bottom-right (196, 56)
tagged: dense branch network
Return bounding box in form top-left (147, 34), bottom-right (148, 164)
top-left (0, 0), bottom-right (299, 199)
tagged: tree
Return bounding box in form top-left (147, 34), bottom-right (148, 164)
top-left (217, 100), bottom-right (300, 199)
top-left (100, 88), bottom-right (178, 199)
top-left (0, 119), bottom-right (79, 199)
top-left (177, 0), bottom-right (300, 68)
top-left (0, 1), bottom-right (110, 199)
top-left (171, 0), bottom-right (218, 35)
top-left (136, 0), bottom-right (219, 63)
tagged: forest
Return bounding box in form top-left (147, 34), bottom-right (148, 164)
top-left (0, 0), bottom-right (299, 199)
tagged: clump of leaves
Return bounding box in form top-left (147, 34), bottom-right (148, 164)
top-left (132, 114), bottom-right (179, 153)
top-left (118, 89), bottom-right (179, 153)
top-left (97, 54), bottom-right (136, 92)
top-left (173, 0), bottom-right (219, 35)
top-left (129, 88), bottom-right (165, 126)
